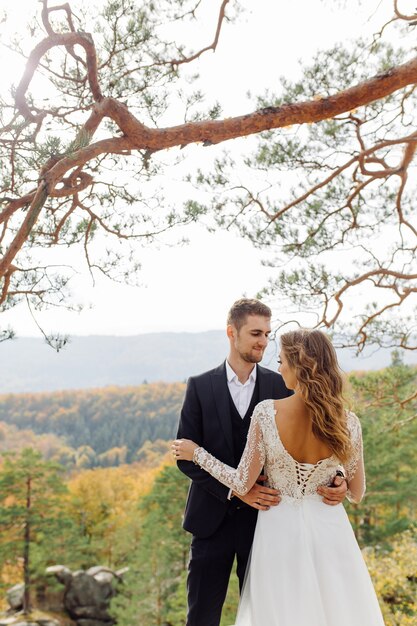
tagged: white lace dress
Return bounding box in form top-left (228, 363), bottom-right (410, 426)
top-left (193, 399), bottom-right (385, 626)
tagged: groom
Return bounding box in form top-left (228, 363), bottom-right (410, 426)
top-left (176, 299), bottom-right (347, 626)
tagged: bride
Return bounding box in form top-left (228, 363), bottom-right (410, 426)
top-left (173, 329), bottom-right (385, 626)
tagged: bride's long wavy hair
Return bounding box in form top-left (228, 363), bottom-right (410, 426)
top-left (280, 329), bottom-right (351, 463)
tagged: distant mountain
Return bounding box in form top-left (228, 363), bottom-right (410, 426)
top-left (1, 331), bottom-right (416, 393)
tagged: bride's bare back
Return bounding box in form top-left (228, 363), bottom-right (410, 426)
top-left (274, 396), bottom-right (334, 465)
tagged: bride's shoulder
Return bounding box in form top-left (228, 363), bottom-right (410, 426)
top-left (253, 399), bottom-right (275, 421)
top-left (345, 409), bottom-right (362, 435)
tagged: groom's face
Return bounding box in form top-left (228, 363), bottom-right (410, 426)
top-left (230, 314), bottom-right (271, 363)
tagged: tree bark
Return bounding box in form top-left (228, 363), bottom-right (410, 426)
top-left (23, 475), bottom-right (32, 615)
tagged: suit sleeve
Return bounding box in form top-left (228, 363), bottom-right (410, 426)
top-left (193, 404), bottom-right (265, 495)
top-left (176, 376), bottom-right (230, 503)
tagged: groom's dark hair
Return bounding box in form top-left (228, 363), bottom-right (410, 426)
top-left (227, 298), bottom-right (272, 331)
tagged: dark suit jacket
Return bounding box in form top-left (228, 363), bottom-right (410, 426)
top-left (177, 361), bottom-right (292, 538)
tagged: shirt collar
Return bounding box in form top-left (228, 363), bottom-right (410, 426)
top-left (225, 360), bottom-right (257, 384)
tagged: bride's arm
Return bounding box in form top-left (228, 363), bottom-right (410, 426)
top-left (173, 404), bottom-right (266, 496)
top-left (345, 412), bottom-right (366, 504)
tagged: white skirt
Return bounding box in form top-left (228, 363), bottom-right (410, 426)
top-left (234, 495), bottom-right (385, 626)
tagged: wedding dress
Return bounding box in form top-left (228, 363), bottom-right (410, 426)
top-left (193, 399), bottom-right (385, 626)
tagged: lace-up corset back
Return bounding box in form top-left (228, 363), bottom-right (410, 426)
top-left (259, 400), bottom-right (343, 499)
top-left (192, 398), bottom-right (362, 500)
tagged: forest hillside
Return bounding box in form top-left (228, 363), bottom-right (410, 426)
top-left (0, 359), bottom-right (416, 626)
top-left (0, 382), bottom-right (184, 468)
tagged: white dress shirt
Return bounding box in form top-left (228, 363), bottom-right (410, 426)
top-left (225, 361), bottom-right (257, 499)
top-left (226, 360), bottom-right (257, 418)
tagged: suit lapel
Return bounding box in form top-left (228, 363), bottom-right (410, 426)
top-left (211, 363), bottom-right (234, 456)
top-left (257, 365), bottom-right (273, 402)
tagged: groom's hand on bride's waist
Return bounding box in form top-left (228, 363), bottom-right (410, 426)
top-left (317, 474), bottom-right (348, 506)
top-left (232, 475), bottom-right (281, 511)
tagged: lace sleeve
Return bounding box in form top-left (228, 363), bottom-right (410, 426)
top-left (345, 411), bottom-right (366, 503)
top-left (193, 404), bottom-right (266, 496)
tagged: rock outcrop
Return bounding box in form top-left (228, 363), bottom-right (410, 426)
top-left (5, 585), bottom-right (24, 612)
top-left (46, 565), bottom-right (128, 626)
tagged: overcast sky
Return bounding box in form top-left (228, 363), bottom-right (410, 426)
top-left (0, 0), bottom-right (399, 336)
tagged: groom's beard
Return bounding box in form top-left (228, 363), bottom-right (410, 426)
top-left (240, 349), bottom-right (265, 364)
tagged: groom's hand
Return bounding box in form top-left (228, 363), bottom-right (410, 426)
top-left (233, 475), bottom-right (281, 511)
top-left (317, 475), bottom-right (348, 506)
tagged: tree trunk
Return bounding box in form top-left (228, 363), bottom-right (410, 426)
top-left (23, 476), bottom-right (31, 614)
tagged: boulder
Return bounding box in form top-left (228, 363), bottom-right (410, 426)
top-left (46, 565), bottom-right (128, 626)
top-left (6, 584), bottom-right (24, 611)
top-left (45, 566), bottom-right (72, 587)
top-left (0, 619), bottom-right (60, 626)
top-left (64, 571), bottom-right (114, 621)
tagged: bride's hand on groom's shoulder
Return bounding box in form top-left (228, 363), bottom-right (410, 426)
top-left (172, 438), bottom-right (198, 461)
